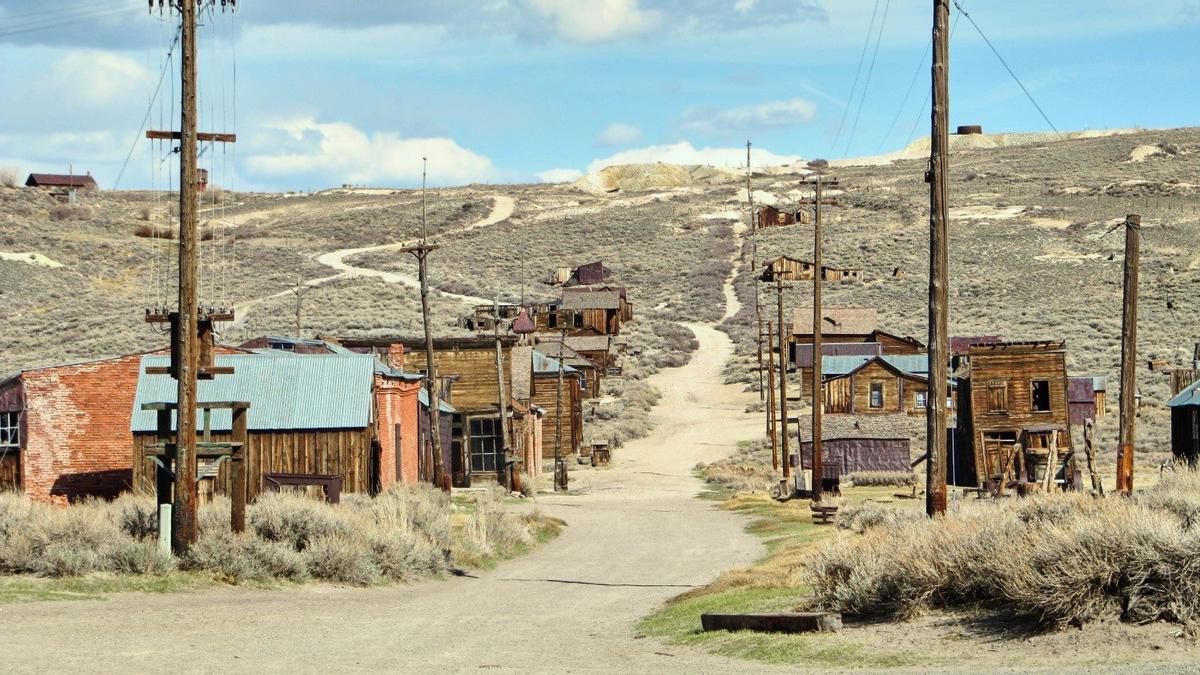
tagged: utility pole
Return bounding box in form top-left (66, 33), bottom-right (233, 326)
top-left (402, 159), bottom-right (445, 489)
top-left (798, 175), bottom-right (840, 503)
top-left (553, 326), bottom-right (569, 491)
top-left (766, 320), bottom-right (779, 472)
top-left (1116, 214), bottom-right (1141, 494)
top-left (291, 270), bottom-right (305, 338)
top-left (748, 140), bottom-right (764, 400)
top-left (773, 271), bottom-right (793, 484)
top-left (926, 0), bottom-right (951, 516)
top-left (492, 297), bottom-right (511, 487)
top-left (144, 0), bottom-right (239, 554)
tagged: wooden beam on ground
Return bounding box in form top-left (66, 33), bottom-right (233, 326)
top-left (701, 612), bottom-right (842, 634)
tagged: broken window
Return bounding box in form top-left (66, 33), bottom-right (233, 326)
top-left (0, 411), bottom-right (18, 449)
top-left (1031, 380), bottom-right (1051, 412)
top-left (869, 382), bottom-right (884, 408)
top-left (915, 391), bottom-right (928, 409)
top-left (468, 417), bottom-right (501, 474)
top-left (987, 380), bottom-right (1008, 413)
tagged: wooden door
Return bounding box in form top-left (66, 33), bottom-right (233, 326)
top-left (0, 452), bottom-right (19, 492)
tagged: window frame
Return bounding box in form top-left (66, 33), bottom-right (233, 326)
top-left (468, 416), bottom-right (502, 474)
top-left (869, 382), bottom-right (884, 409)
top-left (1030, 379), bottom-right (1052, 413)
top-left (0, 411), bottom-right (19, 449)
top-left (915, 390), bottom-right (928, 409)
top-left (986, 380), bottom-right (1008, 413)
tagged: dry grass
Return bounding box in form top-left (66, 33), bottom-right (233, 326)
top-left (807, 472), bottom-right (1200, 631)
top-left (0, 484), bottom-right (557, 587)
top-left (844, 470), bottom-right (916, 487)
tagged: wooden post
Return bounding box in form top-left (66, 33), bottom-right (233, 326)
top-left (172, 0), bottom-right (200, 553)
top-left (925, 0), bottom-right (951, 517)
top-left (766, 321), bottom-right (779, 472)
top-left (231, 405), bottom-right (247, 533)
top-left (554, 327), bottom-right (568, 490)
top-left (1084, 420), bottom-right (1104, 494)
top-left (776, 275), bottom-right (791, 482)
top-left (411, 159), bottom-right (445, 489)
top-left (1044, 430), bottom-right (1059, 491)
top-left (493, 297), bottom-right (511, 487)
top-left (811, 175), bottom-right (825, 503)
top-left (1116, 214), bottom-right (1141, 494)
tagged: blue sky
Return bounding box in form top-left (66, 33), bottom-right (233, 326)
top-left (0, 0), bottom-right (1197, 191)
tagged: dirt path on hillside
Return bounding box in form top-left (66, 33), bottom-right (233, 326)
top-left (0, 321), bottom-right (771, 674)
top-left (232, 196), bottom-right (514, 327)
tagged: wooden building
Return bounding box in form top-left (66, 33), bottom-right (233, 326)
top-left (25, 172), bottom-right (97, 190)
top-left (957, 341), bottom-right (1076, 489)
top-left (1168, 378), bottom-right (1200, 467)
top-left (559, 286), bottom-right (632, 335)
top-left (821, 355), bottom-right (945, 416)
top-left (799, 414), bottom-right (913, 475)
top-left (793, 342), bottom-right (882, 398)
top-left (757, 205), bottom-right (811, 229)
top-left (130, 352), bottom-right (437, 502)
top-left (790, 308), bottom-right (924, 399)
top-left (337, 336), bottom-right (528, 487)
top-left (760, 256), bottom-right (863, 283)
top-left (462, 303), bottom-right (559, 335)
top-left (511, 347), bottom-right (583, 464)
top-left (532, 339), bottom-right (602, 400)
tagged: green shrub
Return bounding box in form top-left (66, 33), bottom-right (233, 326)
top-left (304, 533), bottom-right (379, 585)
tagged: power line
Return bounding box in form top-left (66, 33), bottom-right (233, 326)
top-left (952, 0), bottom-right (1062, 138)
top-left (827, 0), bottom-right (880, 158)
top-left (113, 26), bottom-right (182, 190)
top-left (877, 35), bottom-right (931, 153)
top-left (0, 5), bottom-right (140, 39)
top-left (843, 0), bottom-right (891, 158)
top-left (904, 6), bottom-right (967, 149)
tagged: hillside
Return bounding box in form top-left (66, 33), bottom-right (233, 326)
top-left (2, 127), bottom-right (1198, 457)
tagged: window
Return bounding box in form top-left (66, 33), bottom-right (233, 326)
top-left (548, 312), bottom-right (558, 328)
top-left (573, 313), bottom-right (583, 328)
top-left (468, 417), bottom-right (502, 474)
top-left (915, 391), bottom-right (928, 409)
top-left (987, 380), bottom-right (1008, 413)
top-left (1031, 380), bottom-right (1051, 412)
top-left (869, 383), bottom-right (884, 408)
top-left (0, 411), bottom-right (18, 449)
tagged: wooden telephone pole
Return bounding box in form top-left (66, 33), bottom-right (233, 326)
top-left (772, 271), bottom-right (794, 484)
top-left (402, 159), bottom-right (446, 489)
top-left (1116, 214), bottom-right (1141, 494)
top-left (748, 141), bottom-right (764, 401)
top-left (926, 0), bottom-right (951, 516)
top-left (144, 0), bottom-right (238, 553)
top-left (766, 321), bottom-right (779, 471)
top-left (492, 297), bottom-right (511, 487)
top-left (798, 176), bottom-right (840, 503)
top-left (553, 326), bottom-right (569, 491)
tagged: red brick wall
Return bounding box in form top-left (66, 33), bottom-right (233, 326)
top-left (374, 375), bottom-right (421, 489)
top-left (20, 354), bottom-right (143, 504)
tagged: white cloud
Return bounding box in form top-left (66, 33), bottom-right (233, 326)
top-left (246, 117), bottom-right (495, 186)
top-left (526, 0), bottom-right (663, 42)
top-left (682, 97), bottom-right (817, 135)
top-left (536, 168), bottom-right (584, 183)
top-left (596, 122), bottom-right (643, 147)
top-left (586, 141), bottom-right (800, 173)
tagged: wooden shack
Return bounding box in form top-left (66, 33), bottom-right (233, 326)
top-left (757, 205), bottom-right (811, 229)
top-left (760, 256), bottom-right (862, 283)
top-left (532, 339), bottom-right (602, 400)
top-left (25, 172), bottom-right (98, 190)
top-left (1169, 378), bottom-right (1200, 467)
top-left (790, 308), bottom-right (924, 399)
top-left (821, 355), bottom-right (943, 416)
top-left (337, 336), bottom-right (525, 487)
top-left (559, 286), bottom-right (632, 335)
top-left (958, 341), bottom-right (1075, 489)
top-left (794, 342), bottom-right (883, 398)
top-left (513, 348), bottom-right (583, 464)
top-left (131, 352), bottom-right (434, 502)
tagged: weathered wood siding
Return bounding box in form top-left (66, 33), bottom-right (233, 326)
top-left (133, 427), bottom-right (375, 501)
top-left (1173, 407), bottom-right (1200, 464)
top-left (530, 374), bottom-right (582, 460)
top-left (401, 346), bottom-right (512, 414)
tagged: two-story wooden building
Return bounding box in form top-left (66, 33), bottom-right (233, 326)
top-left (821, 355), bottom-right (946, 416)
top-left (957, 341), bottom-right (1075, 490)
top-left (559, 286), bottom-right (633, 335)
top-left (789, 308), bottom-right (924, 399)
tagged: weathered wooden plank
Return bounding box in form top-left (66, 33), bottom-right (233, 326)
top-left (701, 612), bottom-right (842, 634)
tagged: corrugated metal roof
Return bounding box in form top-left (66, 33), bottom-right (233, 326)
top-left (531, 350), bottom-right (577, 375)
top-left (131, 353), bottom-right (376, 432)
top-left (822, 354), bottom-right (930, 377)
top-left (794, 342), bottom-right (882, 368)
top-left (1168, 378), bottom-right (1200, 408)
top-left (418, 387), bottom-right (456, 413)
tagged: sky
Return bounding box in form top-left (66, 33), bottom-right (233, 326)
top-left (0, 0), bottom-right (1197, 192)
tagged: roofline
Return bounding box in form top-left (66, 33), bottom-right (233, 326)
top-left (337, 336), bottom-right (520, 349)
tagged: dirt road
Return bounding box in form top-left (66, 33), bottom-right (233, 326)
top-left (232, 195), bottom-right (514, 326)
top-left (0, 321), bottom-right (766, 673)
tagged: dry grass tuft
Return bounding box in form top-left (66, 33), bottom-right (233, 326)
top-left (807, 473), bottom-right (1200, 631)
top-left (845, 471), bottom-right (916, 488)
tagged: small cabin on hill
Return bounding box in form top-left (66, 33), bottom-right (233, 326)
top-left (1068, 375), bottom-right (1107, 426)
top-left (757, 205), bottom-right (811, 229)
top-left (957, 341), bottom-right (1075, 490)
top-left (1169, 378), bottom-right (1200, 467)
top-left (547, 261), bottom-right (613, 287)
top-left (25, 172), bottom-right (97, 190)
top-left (760, 256), bottom-right (862, 283)
top-left (560, 286), bottom-right (632, 335)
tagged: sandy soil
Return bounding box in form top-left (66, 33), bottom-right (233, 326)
top-left (0, 251), bottom-right (63, 268)
top-left (0, 318), bottom-right (773, 674)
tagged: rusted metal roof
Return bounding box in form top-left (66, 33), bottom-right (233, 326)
top-left (950, 335), bottom-right (1002, 354)
top-left (25, 173), bottom-right (97, 189)
top-left (793, 342), bottom-right (882, 368)
top-left (792, 307), bottom-right (878, 335)
top-left (131, 353), bottom-right (376, 432)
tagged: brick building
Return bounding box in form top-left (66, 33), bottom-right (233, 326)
top-left (0, 352), bottom-right (147, 502)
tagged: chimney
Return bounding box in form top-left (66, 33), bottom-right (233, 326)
top-left (387, 343), bottom-right (405, 369)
